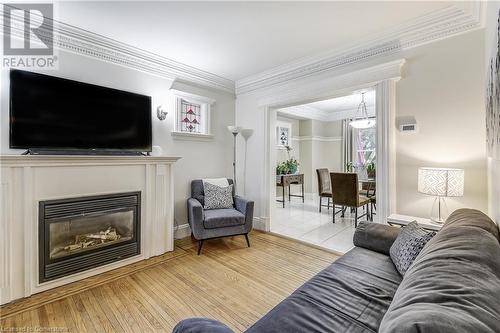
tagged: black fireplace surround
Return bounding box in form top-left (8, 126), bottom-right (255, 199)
top-left (39, 192), bottom-right (141, 282)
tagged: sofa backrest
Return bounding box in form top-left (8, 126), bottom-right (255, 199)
top-left (191, 179), bottom-right (234, 206)
top-left (379, 209), bottom-right (500, 333)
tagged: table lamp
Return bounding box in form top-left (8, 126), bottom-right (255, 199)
top-left (418, 167), bottom-right (464, 224)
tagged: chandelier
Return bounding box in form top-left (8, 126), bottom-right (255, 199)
top-left (350, 93), bottom-right (376, 129)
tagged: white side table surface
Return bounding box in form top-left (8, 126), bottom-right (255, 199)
top-left (387, 214), bottom-right (442, 231)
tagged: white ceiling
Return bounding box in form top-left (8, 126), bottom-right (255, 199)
top-left (278, 90), bottom-right (376, 122)
top-left (56, 1), bottom-right (451, 81)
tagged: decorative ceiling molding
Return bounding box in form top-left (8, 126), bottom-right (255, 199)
top-left (279, 103), bottom-right (375, 123)
top-left (1, 5), bottom-right (235, 94)
top-left (236, 3), bottom-right (484, 95)
top-left (259, 58), bottom-right (405, 108)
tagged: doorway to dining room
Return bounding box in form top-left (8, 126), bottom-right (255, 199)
top-left (270, 90), bottom-right (378, 254)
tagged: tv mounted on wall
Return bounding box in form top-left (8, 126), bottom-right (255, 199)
top-left (9, 70), bottom-right (152, 155)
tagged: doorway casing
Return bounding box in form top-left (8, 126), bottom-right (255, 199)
top-left (251, 59), bottom-right (405, 231)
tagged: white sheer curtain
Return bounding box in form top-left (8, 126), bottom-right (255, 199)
top-left (341, 119), bottom-right (353, 172)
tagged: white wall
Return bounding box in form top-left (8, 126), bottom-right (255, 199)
top-left (396, 29), bottom-right (487, 218)
top-left (299, 119), bottom-right (342, 193)
top-left (0, 49), bottom-right (235, 229)
top-left (276, 115), bottom-right (300, 163)
top-left (485, 2), bottom-right (500, 224)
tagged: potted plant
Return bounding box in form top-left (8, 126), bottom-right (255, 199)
top-left (276, 146), bottom-right (299, 175)
top-left (366, 162), bottom-right (376, 178)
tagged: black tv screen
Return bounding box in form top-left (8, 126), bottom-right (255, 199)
top-left (9, 70), bottom-right (152, 153)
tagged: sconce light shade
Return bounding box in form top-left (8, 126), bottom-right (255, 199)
top-left (157, 106), bottom-right (168, 121)
top-left (418, 167), bottom-right (464, 197)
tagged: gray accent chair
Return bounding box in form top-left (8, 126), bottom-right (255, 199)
top-left (187, 179), bottom-right (254, 255)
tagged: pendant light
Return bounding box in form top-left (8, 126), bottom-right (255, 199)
top-left (350, 93), bottom-right (376, 129)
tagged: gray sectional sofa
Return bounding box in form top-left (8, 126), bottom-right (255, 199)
top-left (173, 209), bottom-right (500, 333)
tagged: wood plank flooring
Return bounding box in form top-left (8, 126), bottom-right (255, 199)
top-left (1, 231), bottom-right (339, 333)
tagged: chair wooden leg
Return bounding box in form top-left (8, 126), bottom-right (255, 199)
top-left (319, 196), bottom-right (322, 212)
top-left (355, 208), bottom-right (358, 228)
top-left (327, 198), bottom-right (330, 211)
top-left (333, 206), bottom-right (336, 224)
top-left (197, 240), bottom-right (204, 255)
top-left (244, 234), bottom-right (250, 247)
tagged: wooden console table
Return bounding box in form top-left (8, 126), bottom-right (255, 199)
top-left (276, 173), bottom-right (304, 208)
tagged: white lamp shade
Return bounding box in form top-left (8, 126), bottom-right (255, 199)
top-left (418, 167), bottom-right (464, 197)
top-left (350, 118), bottom-right (376, 129)
top-left (227, 125), bottom-right (242, 134)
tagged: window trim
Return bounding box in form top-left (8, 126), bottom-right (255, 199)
top-left (171, 89), bottom-right (215, 140)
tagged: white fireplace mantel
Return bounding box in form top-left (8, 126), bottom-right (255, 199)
top-left (0, 155), bottom-right (180, 305)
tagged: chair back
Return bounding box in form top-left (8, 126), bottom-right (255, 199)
top-left (191, 179), bottom-right (234, 206)
top-left (330, 172), bottom-right (359, 207)
top-left (316, 168), bottom-right (331, 195)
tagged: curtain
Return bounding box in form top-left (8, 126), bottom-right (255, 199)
top-left (341, 119), bottom-right (353, 172)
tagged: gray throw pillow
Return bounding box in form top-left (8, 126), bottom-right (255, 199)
top-left (390, 222), bottom-right (436, 276)
top-left (203, 182), bottom-right (234, 210)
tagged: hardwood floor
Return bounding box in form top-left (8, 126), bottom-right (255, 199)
top-left (1, 231), bottom-right (339, 333)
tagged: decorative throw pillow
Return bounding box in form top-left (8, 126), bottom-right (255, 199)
top-left (390, 222), bottom-right (436, 276)
top-left (203, 182), bottom-right (234, 210)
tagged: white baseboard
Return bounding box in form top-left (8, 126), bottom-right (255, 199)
top-left (253, 217), bottom-right (268, 231)
top-left (174, 223), bottom-right (191, 239)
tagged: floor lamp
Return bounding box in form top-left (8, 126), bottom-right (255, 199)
top-left (240, 129), bottom-right (254, 197)
top-left (227, 126), bottom-right (242, 193)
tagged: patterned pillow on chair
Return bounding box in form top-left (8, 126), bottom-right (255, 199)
top-left (203, 182), bottom-right (234, 210)
top-left (390, 222), bottom-right (436, 275)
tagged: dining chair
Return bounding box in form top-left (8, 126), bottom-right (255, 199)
top-left (330, 172), bottom-right (370, 227)
top-left (370, 196), bottom-right (376, 221)
top-left (316, 168), bottom-right (332, 212)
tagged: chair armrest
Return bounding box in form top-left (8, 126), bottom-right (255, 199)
top-left (173, 318), bottom-right (234, 333)
top-left (187, 198), bottom-right (204, 228)
top-left (353, 222), bottom-right (400, 255)
top-left (234, 196), bottom-right (253, 216)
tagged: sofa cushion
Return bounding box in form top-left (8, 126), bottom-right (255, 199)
top-left (379, 209), bottom-right (500, 333)
top-left (203, 209), bottom-right (245, 229)
top-left (246, 247), bottom-right (402, 333)
top-left (389, 222), bottom-right (435, 275)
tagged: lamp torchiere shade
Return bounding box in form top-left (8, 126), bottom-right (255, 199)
top-left (418, 167), bottom-right (464, 197)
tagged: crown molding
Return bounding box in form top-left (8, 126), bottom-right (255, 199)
top-left (292, 135), bottom-right (342, 142)
top-left (279, 103), bottom-right (375, 122)
top-left (259, 58), bottom-right (405, 108)
top-left (236, 3), bottom-right (484, 95)
top-left (1, 5), bottom-right (235, 94)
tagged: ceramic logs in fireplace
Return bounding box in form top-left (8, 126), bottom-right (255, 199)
top-left (39, 192), bottom-right (141, 282)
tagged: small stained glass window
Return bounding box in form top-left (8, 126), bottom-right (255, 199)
top-left (179, 99), bottom-right (201, 133)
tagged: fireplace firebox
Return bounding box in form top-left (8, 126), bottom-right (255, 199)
top-left (39, 192), bottom-right (141, 282)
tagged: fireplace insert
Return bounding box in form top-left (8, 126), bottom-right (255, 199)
top-left (39, 192), bottom-right (141, 282)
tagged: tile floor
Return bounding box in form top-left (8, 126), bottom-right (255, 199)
top-left (271, 196), bottom-right (378, 254)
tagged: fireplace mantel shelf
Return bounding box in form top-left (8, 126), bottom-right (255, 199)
top-left (0, 155), bottom-right (181, 167)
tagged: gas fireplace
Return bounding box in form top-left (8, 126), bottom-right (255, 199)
top-left (39, 192), bottom-right (141, 282)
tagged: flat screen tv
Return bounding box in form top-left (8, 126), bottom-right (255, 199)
top-left (9, 70), bottom-right (152, 154)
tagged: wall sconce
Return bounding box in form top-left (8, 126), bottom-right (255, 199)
top-left (157, 106), bottom-right (168, 121)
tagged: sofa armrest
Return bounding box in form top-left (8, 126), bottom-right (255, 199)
top-left (353, 222), bottom-right (400, 255)
top-left (187, 198), bottom-right (204, 229)
top-left (173, 318), bottom-right (234, 333)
